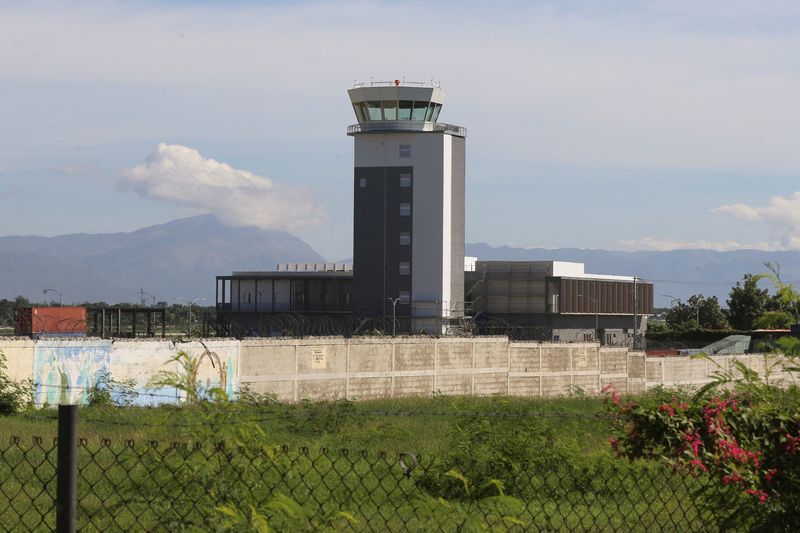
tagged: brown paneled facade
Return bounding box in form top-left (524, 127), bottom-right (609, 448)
top-left (557, 278), bottom-right (653, 315)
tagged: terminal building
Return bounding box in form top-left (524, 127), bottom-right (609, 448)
top-left (215, 81), bottom-right (653, 342)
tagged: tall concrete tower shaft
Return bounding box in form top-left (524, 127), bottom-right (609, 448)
top-left (347, 81), bottom-right (466, 329)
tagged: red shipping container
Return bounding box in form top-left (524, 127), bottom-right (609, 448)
top-left (14, 307), bottom-right (87, 336)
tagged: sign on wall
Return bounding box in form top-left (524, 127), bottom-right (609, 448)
top-left (311, 347), bottom-right (327, 369)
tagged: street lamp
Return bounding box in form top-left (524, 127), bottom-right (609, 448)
top-left (176, 297), bottom-right (206, 337)
top-left (140, 288), bottom-right (156, 307)
top-left (43, 288), bottom-right (63, 307)
top-left (386, 297), bottom-right (401, 337)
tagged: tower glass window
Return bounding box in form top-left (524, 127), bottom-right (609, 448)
top-left (411, 101), bottom-right (429, 121)
top-left (382, 100), bottom-right (397, 120)
top-left (430, 103), bottom-right (442, 122)
top-left (399, 173), bottom-right (411, 187)
top-left (366, 101), bottom-right (382, 121)
top-left (399, 202), bottom-right (411, 216)
top-left (353, 103), bottom-right (367, 122)
top-left (399, 290), bottom-right (410, 304)
top-left (399, 262), bottom-right (411, 275)
top-left (398, 100), bottom-right (413, 120)
top-left (399, 232), bottom-right (411, 245)
top-left (399, 145), bottom-right (411, 158)
top-left (359, 177), bottom-right (367, 188)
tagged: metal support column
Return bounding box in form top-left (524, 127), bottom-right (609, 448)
top-left (56, 404), bottom-right (77, 533)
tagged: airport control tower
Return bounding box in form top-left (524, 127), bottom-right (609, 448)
top-left (347, 80), bottom-right (466, 329)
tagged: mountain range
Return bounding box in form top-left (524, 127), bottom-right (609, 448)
top-left (0, 215), bottom-right (323, 304)
top-left (1, 214), bottom-right (797, 306)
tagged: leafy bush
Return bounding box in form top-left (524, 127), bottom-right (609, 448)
top-left (0, 350), bottom-right (34, 415)
top-left (604, 354), bottom-right (800, 531)
top-left (147, 350), bottom-right (226, 403)
top-left (237, 383), bottom-right (278, 406)
top-left (417, 411), bottom-right (566, 500)
top-left (86, 371), bottom-right (139, 407)
top-left (753, 311), bottom-right (794, 330)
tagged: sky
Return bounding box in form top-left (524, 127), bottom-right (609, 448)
top-left (1, 0), bottom-right (800, 261)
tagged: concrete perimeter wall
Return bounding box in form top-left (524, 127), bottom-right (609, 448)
top-left (239, 337), bottom-right (644, 401)
top-left (1, 336), bottom-right (793, 404)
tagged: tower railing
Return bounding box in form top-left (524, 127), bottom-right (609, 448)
top-left (347, 122), bottom-right (467, 137)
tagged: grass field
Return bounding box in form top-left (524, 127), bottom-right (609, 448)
top-left (0, 396), bottom-right (732, 531)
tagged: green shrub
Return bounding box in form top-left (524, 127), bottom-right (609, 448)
top-left (86, 371), bottom-right (139, 407)
top-left (604, 355), bottom-right (800, 531)
top-left (417, 413), bottom-right (566, 500)
top-left (0, 350), bottom-right (34, 415)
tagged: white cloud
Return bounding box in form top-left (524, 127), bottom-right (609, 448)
top-left (617, 236), bottom-right (774, 252)
top-left (3, 1), bottom-right (800, 173)
top-left (120, 143), bottom-right (323, 231)
top-left (712, 192), bottom-right (800, 249)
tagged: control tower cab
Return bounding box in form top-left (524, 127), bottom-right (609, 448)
top-left (347, 80), bottom-right (466, 332)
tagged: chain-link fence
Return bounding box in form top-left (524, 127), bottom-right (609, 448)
top-left (1, 407), bottom-right (738, 532)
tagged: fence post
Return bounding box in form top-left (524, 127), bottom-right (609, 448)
top-left (56, 404), bottom-right (77, 533)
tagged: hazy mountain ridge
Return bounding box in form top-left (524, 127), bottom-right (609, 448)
top-left (466, 243), bottom-right (800, 304)
top-left (2, 217), bottom-right (797, 306)
top-left (0, 215), bottom-right (324, 304)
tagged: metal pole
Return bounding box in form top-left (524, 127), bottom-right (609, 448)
top-left (188, 302), bottom-right (193, 337)
top-left (56, 404), bottom-right (77, 533)
top-left (633, 276), bottom-right (639, 350)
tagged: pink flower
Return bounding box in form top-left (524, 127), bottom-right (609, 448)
top-left (683, 432), bottom-right (702, 457)
top-left (689, 459), bottom-right (707, 470)
top-left (601, 384), bottom-right (621, 406)
top-left (721, 473), bottom-right (742, 486)
top-left (764, 468), bottom-right (777, 482)
top-left (745, 489), bottom-right (768, 504)
top-left (659, 403), bottom-right (676, 417)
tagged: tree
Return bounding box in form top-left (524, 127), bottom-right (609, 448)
top-left (753, 311), bottom-right (794, 330)
top-left (727, 274), bottom-right (769, 330)
top-left (666, 294), bottom-right (729, 331)
top-left (763, 262), bottom-right (800, 323)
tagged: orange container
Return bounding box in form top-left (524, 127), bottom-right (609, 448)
top-left (14, 307), bottom-right (87, 336)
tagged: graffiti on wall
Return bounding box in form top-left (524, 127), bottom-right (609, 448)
top-left (33, 340), bottom-right (113, 405)
top-left (28, 339), bottom-right (239, 406)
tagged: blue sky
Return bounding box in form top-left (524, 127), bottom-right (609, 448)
top-left (1, 0), bottom-right (800, 261)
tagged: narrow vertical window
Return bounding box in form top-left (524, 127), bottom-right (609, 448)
top-left (399, 262), bottom-right (411, 276)
top-left (398, 100), bottom-right (413, 120)
top-left (399, 145), bottom-right (411, 158)
top-left (399, 232), bottom-right (411, 246)
top-left (399, 202), bottom-right (411, 216)
top-left (399, 290), bottom-right (411, 303)
top-left (359, 177), bottom-right (367, 188)
top-left (366, 101), bottom-right (382, 121)
top-left (399, 173), bottom-right (411, 188)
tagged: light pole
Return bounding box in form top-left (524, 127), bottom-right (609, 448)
top-left (176, 297), bottom-right (206, 337)
top-left (43, 288), bottom-right (63, 307)
top-left (140, 288), bottom-right (156, 307)
top-left (386, 297), bottom-right (400, 337)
